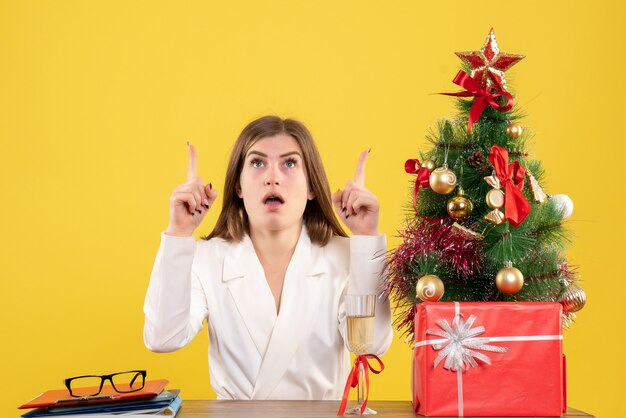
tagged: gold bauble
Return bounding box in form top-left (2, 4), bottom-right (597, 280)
top-left (559, 283), bottom-right (586, 313)
top-left (422, 158), bottom-right (436, 172)
top-left (495, 262), bottom-right (524, 294)
top-left (447, 188), bottom-right (473, 219)
top-left (506, 124), bottom-right (523, 138)
top-left (429, 165), bottom-right (457, 195)
top-left (486, 188), bottom-right (505, 209)
top-left (416, 274), bottom-right (445, 302)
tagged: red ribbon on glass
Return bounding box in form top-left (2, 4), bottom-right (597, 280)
top-left (489, 145), bottom-right (531, 226)
top-left (337, 354), bottom-right (384, 416)
top-left (441, 70), bottom-right (514, 132)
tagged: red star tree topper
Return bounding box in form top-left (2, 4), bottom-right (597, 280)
top-left (455, 28), bottom-right (525, 92)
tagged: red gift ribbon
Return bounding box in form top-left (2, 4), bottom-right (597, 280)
top-left (337, 354), bottom-right (384, 416)
top-left (489, 145), bottom-right (531, 226)
top-left (441, 70), bottom-right (514, 132)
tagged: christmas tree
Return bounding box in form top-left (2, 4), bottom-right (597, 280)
top-left (387, 29), bottom-right (586, 341)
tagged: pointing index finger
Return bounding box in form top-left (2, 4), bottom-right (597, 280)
top-left (187, 143), bottom-right (198, 180)
top-left (354, 149), bottom-right (369, 187)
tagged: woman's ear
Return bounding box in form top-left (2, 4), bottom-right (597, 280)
top-left (308, 190), bottom-right (315, 200)
top-left (236, 183), bottom-right (243, 198)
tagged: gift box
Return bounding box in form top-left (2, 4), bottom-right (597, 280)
top-left (412, 302), bottom-right (566, 417)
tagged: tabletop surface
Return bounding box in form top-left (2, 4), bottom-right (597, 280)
top-left (176, 400), bottom-right (594, 418)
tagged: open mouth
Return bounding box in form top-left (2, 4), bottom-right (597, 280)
top-left (263, 194), bottom-right (285, 205)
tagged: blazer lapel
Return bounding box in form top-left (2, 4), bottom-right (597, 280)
top-left (223, 236), bottom-right (277, 358)
top-left (251, 228), bottom-right (327, 399)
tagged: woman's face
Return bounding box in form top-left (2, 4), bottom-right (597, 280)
top-left (237, 133), bottom-right (314, 234)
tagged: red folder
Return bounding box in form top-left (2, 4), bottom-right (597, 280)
top-left (19, 379), bottom-right (169, 409)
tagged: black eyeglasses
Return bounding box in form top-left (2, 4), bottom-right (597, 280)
top-left (64, 370), bottom-right (146, 397)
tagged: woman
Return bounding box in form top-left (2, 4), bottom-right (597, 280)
top-left (143, 115), bottom-right (393, 400)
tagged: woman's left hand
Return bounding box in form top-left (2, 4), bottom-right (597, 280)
top-left (332, 150), bottom-right (380, 236)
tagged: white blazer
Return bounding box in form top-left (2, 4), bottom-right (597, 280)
top-left (143, 226), bottom-right (393, 400)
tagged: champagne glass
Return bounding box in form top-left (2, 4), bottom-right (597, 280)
top-left (346, 294), bottom-right (376, 415)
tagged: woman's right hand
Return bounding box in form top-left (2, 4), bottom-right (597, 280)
top-left (165, 143), bottom-right (218, 237)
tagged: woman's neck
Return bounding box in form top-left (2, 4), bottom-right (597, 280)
top-left (249, 223), bottom-right (302, 263)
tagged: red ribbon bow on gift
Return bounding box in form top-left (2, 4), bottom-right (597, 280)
top-left (489, 145), bottom-right (531, 226)
top-left (337, 354), bottom-right (384, 416)
top-left (441, 70), bottom-right (514, 132)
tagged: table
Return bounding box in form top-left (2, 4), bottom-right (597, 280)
top-left (176, 400), bottom-right (594, 417)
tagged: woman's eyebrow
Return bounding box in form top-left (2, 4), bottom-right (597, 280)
top-left (246, 150), bottom-right (267, 158)
top-left (280, 151), bottom-right (302, 158)
top-left (246, 150), bottom-right (302, 158)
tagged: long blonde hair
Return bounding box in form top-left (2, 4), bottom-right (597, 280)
top-left (204, 115), bottom-right (347, 245)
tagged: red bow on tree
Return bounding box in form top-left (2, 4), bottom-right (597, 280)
top-left (489, 145), bottom-right (531, 226)
top-left (441, 70), bottom-right (514, 132)
top-left (404, 159), bottom-right (446, 224)
top-left (337, 354), bottom-right (384, 416)
top-left (405, 159), bottom-right (431, 211)
top-left (404, 159), bottom-right (443, 223)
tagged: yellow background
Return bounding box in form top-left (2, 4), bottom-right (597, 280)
top-left (1, 1), bottom-right (623, 417)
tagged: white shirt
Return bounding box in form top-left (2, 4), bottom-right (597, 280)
top-left (143, 226), bottom-right (393, 400)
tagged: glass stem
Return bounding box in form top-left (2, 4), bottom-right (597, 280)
top-left (357, 361), bottom-right (365, 406)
